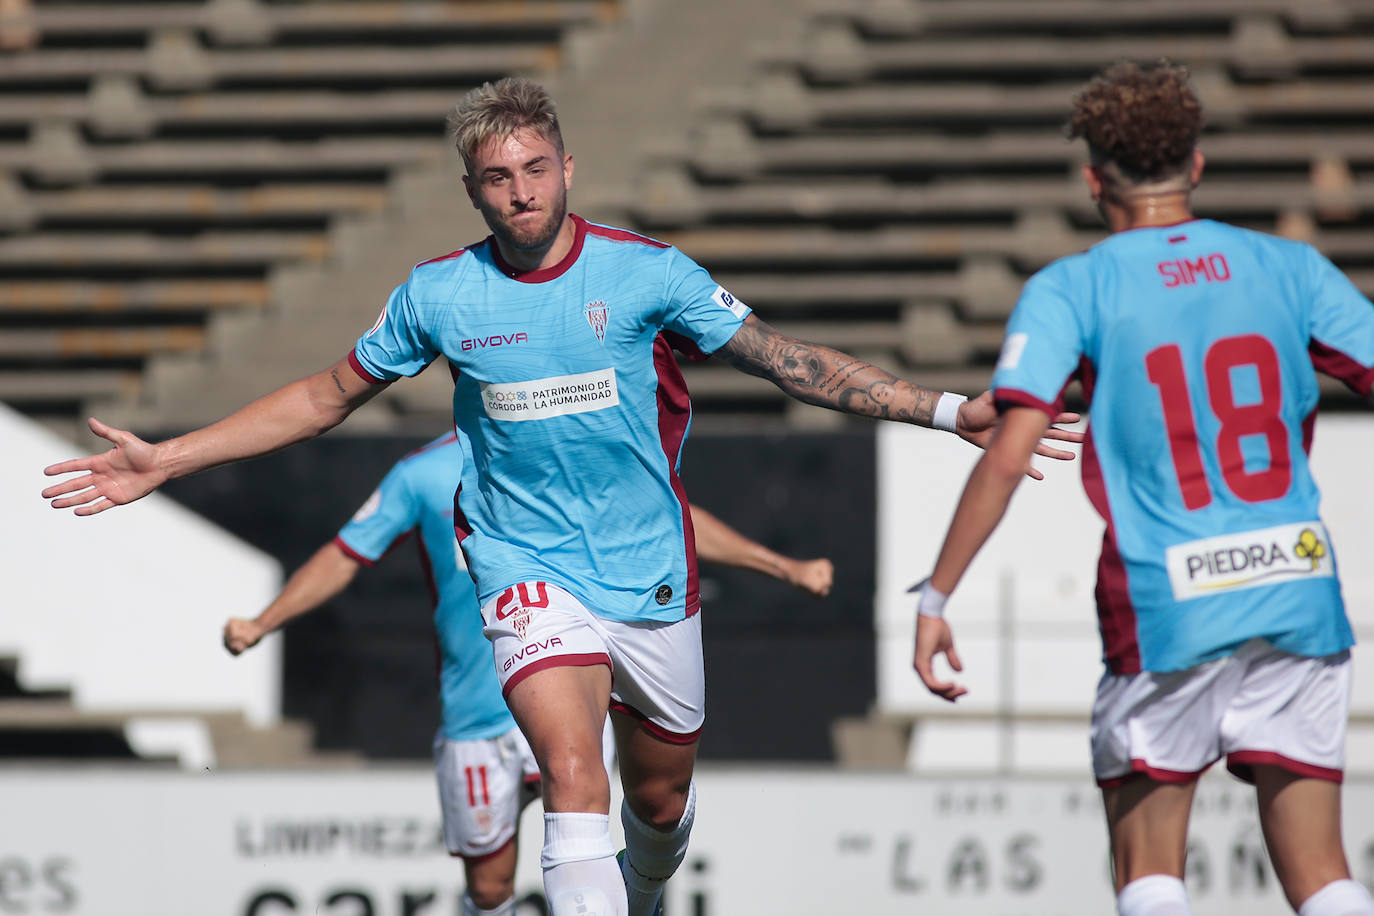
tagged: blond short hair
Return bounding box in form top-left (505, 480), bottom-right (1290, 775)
top-left (447, 77), bottom-right (564, 170)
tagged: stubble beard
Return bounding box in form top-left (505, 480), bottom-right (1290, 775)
top-left (483, 191), bottom-right (568, 253)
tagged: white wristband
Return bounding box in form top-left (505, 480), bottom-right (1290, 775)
top-left (932, 392), bottom-right (967, 433)
top-left (910, 578), bottom-right (948, 619)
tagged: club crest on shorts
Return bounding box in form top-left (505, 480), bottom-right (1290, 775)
top-left (494, 582), bottom-right (551, 640)
top-left (584, 300), bottom-right (609, 345)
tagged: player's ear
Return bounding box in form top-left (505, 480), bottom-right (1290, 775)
top-left (1082, 163), bottom-right (1104, 203)
top-left (1189, 149), bottom-right (1205, 187)
top-left (461, 173), bottom-right (477, 207)
top-left (563, 153), bottom-right (574, 191)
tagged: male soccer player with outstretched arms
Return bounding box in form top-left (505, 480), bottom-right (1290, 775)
top-left (913, 62), bottom-right (1374, 916)
top-left (43, 78), bottom-right (1079, 916)
top-left (221, 431), bottom-right (833, 916)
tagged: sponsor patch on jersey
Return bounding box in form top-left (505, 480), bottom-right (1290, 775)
top-left (479, 368), bottom-right (619, 422)
top-left (997, 332), bottom-right (1029, 371)
top-left (351, 488), bottom-right (383, 522)
top-left (1165, 521), bottom-right (1335, 601)
top-left (711, 285), bottom-right (748, 319)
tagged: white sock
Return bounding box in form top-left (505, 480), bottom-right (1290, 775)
top-left (461, 892), bottom-right (515, 916)
top-left (541, 812), bottom-right (626, 916)
top-left (1117, 874), bottom-right (1192, 916)
top-left (620, 781), bottom-right (697, 916)
top-left (1300, 879), bottom-right (1374, 916)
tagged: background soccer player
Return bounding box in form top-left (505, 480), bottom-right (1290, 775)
top-left (42, 78), bottom-right (1079, 916)
top-left (221, 431), bottom-right (834, 916)
top-left (912, 61), bottom-right (1374, 916)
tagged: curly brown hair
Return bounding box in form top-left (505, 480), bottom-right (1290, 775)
top-left (1067, 61), bottom-right (1203, 184)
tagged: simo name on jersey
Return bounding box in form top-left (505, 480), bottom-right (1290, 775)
top-left (1158, 253), bottom-right (1231, 288)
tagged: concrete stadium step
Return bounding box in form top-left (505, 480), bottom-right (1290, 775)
top-left (0, 86), bottom-right (479, 134)
top-left (0, 327), bottom-right (206, 360)
top-left (0, 41), bottom-right (556, 89)
top-left (760, 17), bottom-right (1374, 82)
top-left (27, 1), bottom-right (620, 43)
top-left (0, 230), bottom-right (330, 269)
top-left (697, 72), bottom-right (1374, 131)
top-left (688, 124), bottom-right (1374, 178)
top-left (0, 279), bottom-right (269, 313)
top-left (199, 713), bottom-right (365, 770)
top-left (19, 184), bottom-right (390, 225)
top-left (638, 174), bottom-right (1370, 227)
top-left (0, 135), bottom-right (447, 183)
top-left (802, 0), bottom-right (1350, 35)
top-left (0, 369), bottom-right (141, 403)
top-left (0, 658), bottom-right (69, 701)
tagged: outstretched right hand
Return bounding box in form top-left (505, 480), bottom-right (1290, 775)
top-left (223, 618), bottom-right (266, 656)
top-left (41, 417), bottom-right (167, 516)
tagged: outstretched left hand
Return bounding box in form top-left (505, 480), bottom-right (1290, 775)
top-left (954, 391), bottom-right (1083, 480)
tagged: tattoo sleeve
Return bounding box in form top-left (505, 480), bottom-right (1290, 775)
top-left (716, 316), bottom-right (941, 424)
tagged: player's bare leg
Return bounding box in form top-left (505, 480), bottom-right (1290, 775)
top-left (505, 663), bottom-right (625, 916)
top-left (1101, 776), bottom-right (1197, 915)
top-left (1254, 766), bottom-right (1374, 915)
top-left (613, 710), bottom-right (698, 916)
top-left (462, 839), bottom-right (519, 915)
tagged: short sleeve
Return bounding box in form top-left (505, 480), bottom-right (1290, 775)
top-left (351, 279), bottom-right (437, 383)
top-left (659, 248), bottom-right (752, 354)
top-left (992, 262), bottom-right (1088, 417)
top-left (335, 462), bottom-right (421, 565)
top-left (1305, 246), bottom-right (1374, 396)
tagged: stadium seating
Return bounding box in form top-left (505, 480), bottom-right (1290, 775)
top-left (0, 0), bottom-right (612, 434)
top-left (7, 0), bottom-right (1374, 769)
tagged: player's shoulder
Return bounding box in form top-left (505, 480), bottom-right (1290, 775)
top-left (578, 217), bottom-right (676, 257)
top-left (1025, 248), bottom-right (1092, 293)
top-left (400, 431), bottom-right (462, 468)
top-left (394, 432), bottom-right (462, 494)
top-left (407, 238), bottom-right (491, 284)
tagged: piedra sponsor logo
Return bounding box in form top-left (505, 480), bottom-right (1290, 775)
top-left (1166, 522), bottom-right (1334, 601)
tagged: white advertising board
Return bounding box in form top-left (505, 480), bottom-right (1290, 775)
top-left (2, 767), bottom-right (1372, 915)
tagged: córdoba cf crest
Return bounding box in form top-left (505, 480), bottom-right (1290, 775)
top-left (585, 300), bottom-right (609, 345)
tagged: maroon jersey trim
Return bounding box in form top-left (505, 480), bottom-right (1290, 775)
top-left (487, 214), bottom-right (589, 283)
top-left (1309, 338), bottom-right (1374, 397)
top-left (653, 334), bottom-right (700, 618)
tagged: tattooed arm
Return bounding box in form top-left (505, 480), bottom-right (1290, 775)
top-left (717, 315), bottom-right (944, 423)
top-left (715, 315), bottom-right (1082, 464)
top-left (43, 354), bottom-right (388, 515)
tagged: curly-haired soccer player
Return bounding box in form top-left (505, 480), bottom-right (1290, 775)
top-left (914, 61), bottom-right (1374, 916)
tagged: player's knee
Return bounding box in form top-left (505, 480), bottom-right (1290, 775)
top-left (465, 876), bottom-right (515, 911)
top-left (540, 747), bottom-right (610, 809)
top-left (464, 852), bottom-right (516, 910)
top-left (624, 779), bottom-right (691, 831)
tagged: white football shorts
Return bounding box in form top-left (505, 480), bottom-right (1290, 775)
top-left (481, 580), bottom-right (705, 743)
top-left (433, 725), bottom-right (540, 859)
top-left (1091, 637), bottom-right (1351, 788)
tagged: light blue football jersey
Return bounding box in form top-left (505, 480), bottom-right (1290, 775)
top-left (335, 433), bottom-right (513, 742)
top-left (350, 215), bottom-right (750, 623)
top-left (993, 219), bottom-right (1374, 673)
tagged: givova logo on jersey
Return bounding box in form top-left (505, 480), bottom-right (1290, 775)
top-left (1165, 521), bottom-right (1335, 601)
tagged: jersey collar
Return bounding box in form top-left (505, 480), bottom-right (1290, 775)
top-left (488, 213), bottom-right (587, 283)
